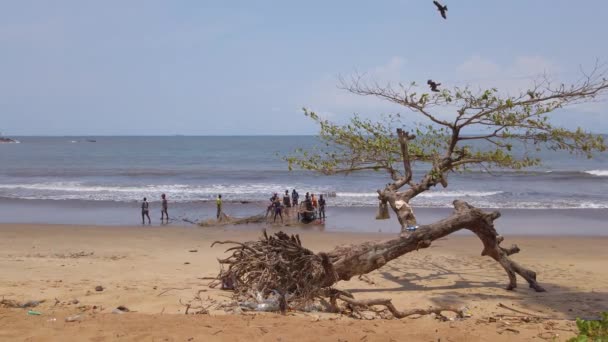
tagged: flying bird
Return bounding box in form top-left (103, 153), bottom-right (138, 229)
top-left (427, 80), bottom-right (441, 92)
top-left (433, 1), bottom-right (448, 19)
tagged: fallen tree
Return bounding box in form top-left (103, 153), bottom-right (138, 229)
top-left (212, 65), bottom-right (608, 317)
top-left (213, 200), bottom-right (538, 317)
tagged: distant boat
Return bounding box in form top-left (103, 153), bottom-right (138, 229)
top-left (86, 139), bottom-right (97, 143)
top-left (0, 136), bottom-right (19, 144)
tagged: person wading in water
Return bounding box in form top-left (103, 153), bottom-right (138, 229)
top-left (318, 194), bottom-right (326, 221)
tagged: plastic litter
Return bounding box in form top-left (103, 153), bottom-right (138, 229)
top-left (238, 301), bottom-right (257, 310)
top-left (239, 290), bottom-right (285, 312)
top-left (460, 305), bottom-right (472, 318)
top-left (301, 303), bottom-right (324, 312)
top-left (65, 314), bottom-right (82, 322)
top-left (255, 302), bottom-right (279, 312)
top-left (27, 310), bottom-right (42, 315)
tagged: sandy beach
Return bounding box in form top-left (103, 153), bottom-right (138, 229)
top-left (1, 223), bottom-right (607, 341)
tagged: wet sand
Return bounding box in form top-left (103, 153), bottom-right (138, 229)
top-left (1, 223), bottom-right (607, 341)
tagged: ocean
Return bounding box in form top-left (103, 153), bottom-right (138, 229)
top-left (1, 136), bottom-right (607, 232)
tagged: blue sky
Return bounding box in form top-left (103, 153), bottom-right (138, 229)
top-left (1, 0), bottom-right (607, 135)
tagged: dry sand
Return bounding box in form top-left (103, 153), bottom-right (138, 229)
top-left (1, 223), bottom-right (607, 341)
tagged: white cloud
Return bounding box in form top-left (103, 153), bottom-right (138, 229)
top-left (303, 57), bottom-right (411, 122)
top-left (453, 55), bottom-right (562, 95)
top-left (302, 55), bottom-right (607, 131)
top-left (456, 55), bottom-right (501, 77)
top-left (454, 55), bottom-right (608, 117)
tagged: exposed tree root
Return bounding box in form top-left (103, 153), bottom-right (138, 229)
top-left (336, 294), bottom-right (464, 320)
top-left (179, 289), bottom-right (215, 315)
top-left (212, 230), bottom-right (327, 312)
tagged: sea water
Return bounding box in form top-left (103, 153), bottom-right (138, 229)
top-left (1, 136), bottom-right (607, 230)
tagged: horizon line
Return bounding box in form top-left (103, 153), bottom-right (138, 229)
top-left (7, 132), bottom-right (608, 137)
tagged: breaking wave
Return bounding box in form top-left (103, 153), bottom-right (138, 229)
top-left (585, 170), bottom-right (608, 177)
top-left (3, 182), bottom-right (606, 208)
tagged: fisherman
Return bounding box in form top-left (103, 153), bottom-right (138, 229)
top-left (160, 193), bottom-right (169, 222)
top-left (216, 194), bottom-right (223, 219)
top-left (141, 197), bottom-right (151, 225)
top-left (273, 197), bottom-right (283, 223)
top-left (265, 193), bottom-right (278, 218)
top-left (318, 194), bottom-right (326, 221)
top-left (291, 189), bottom-right (299, 206)
top-left (311, 193), bottom-right (318, 215)
top-left (283, 190), bottom-right (291, 208)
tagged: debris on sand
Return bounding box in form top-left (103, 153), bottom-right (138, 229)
top-left (65, 314), bottom-right (82, 322)
top-left (1, 299), bottom-right (45, 308)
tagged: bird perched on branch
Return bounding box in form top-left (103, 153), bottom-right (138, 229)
top-left (427, 80), bottom-right (441, 92)
top-left (433, 1), bottom-right (448, 19)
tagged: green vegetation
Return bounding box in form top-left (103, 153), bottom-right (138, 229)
top-left (569, 313), bottom-right (608, 342)
top-left (286, 68), bottom-right (608, 232)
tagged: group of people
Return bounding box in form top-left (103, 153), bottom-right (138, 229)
top-left (139, 190), bottom-right (326, 225)
top-left (140, 194), bottom-right (169, 225)
top-left (265, 189), bottom-right (326, 224)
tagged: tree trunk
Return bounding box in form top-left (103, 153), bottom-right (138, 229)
top-left (321, 200), bottom-right (545, 292)
top-left (212, 200), bottom-right (545, 315)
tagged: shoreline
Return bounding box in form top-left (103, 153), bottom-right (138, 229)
top-left (2, 222), bottom-right (608, 238)
top-left (1, 199), bottom-right (607, 235)
top-left (1, 223), bottom-right (607, 341)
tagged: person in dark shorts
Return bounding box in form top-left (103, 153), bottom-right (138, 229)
top-left (273, 197), bottom-right (283, 223)
top-left (160, 193), bottom-right (169, 222)
top-left (318, 194), bottom-right (326, 221)
top-left (283, 190), bottom-right (291, 208)
top-left (216, 194), bottom-right (222, 219)
top-left (265, 193), bottom-right (278, 218)
top-left (141, 197), bottom-right (151, 225)
top-left (292, 189), bottom-right (299, 206)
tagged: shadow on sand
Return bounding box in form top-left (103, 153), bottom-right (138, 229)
top-left (344, 247), bottom-right (608, 320)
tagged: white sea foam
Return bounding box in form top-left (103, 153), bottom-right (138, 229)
top-left (584, 170), bottom-right (608, 177)
top-left (335, 191), bottom-right (502, 198)
top-left (418, 190), bottom-right (503, 198)
top-left (335, 192), bottom-right (377, 197)
top-left (0, 182), bottom-right (333, 202)
top-left (2, 182), bottom-right (607, 209)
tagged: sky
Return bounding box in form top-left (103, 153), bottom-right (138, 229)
top-left (1, 0), bottom-right (608, 135)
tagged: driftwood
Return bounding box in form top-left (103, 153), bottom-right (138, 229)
top-left (323, 200), bottom-right (544, 292)
top-left (212, 200), bottom-right (544, 318)
top-left (0, 298), bottom-right (45, 308)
